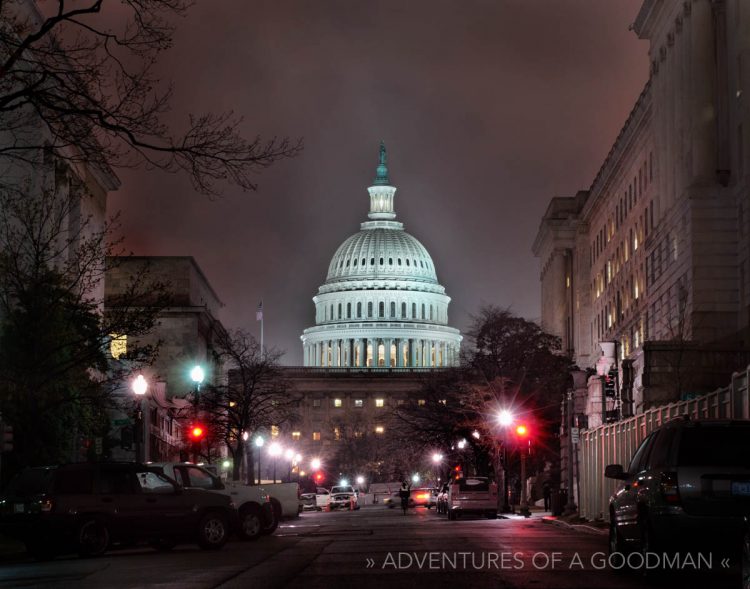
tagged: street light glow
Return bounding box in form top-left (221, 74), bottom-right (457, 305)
top-left (356, 476), bottom-right (365, 485)
top-left (431, 452), bottom-right (443, 464)
top-left (457, 439), bottom-right (466, 450)
top-left (242, 431), bottom-right (249, 441)
top-left (268, 441), bottom-right (282, 457)
top-left (340, 478), bottom-right (349, 486)
top-left (255, 435), bottom-right (265, 448)
top-left (222, 460), bottom-right (230, 468)
top-left (190, 365), bottom-right (205, 385)
top-left (284, 448), bottom-right (294, 460)
top-left (294, 453), bottom-right (302, 462)
top-left (310, 458), bottom-right (321, 470)
top-left (411, 473), bottom-right (420, 483)
top-left (131, 374), bottom-right (147, 396)
top-left (498, 410), bottom-right (513, 427)
top-left (516, 424), bottom-right (528, 436)
top-left (471, 430), bottom-right (480, 439)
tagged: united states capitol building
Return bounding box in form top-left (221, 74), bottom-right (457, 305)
top-left (300, 143), bottom-right (462, 368)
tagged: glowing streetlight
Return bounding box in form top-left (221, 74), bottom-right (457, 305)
top-left (242, 431), bottom-right (249, 441)
top-left (268, 442), bottom-right (282, 483)
top-left (356, 476), bottom-right (365, 486)
top-left (457, 439), bottom-right (467, 450)
top-left (222, 460), bottom-right (230, 469)
top-left (190, 365), bottom-right (205, 385)
top-left (472, 430), bottom-right (481, 439)
top-left (411, 473), bottom-right (420, 484)
top-left (284, 448), bottom-right (294, 461)
top-left (431, 452), bottom-right (443, 464)
top-left (340, 478), bottom-right (349, 487)
top-left (131, 374), bottom-right (148, 396)
top-left (255, 435), bottom-right (265, 448)
top-left (310, 458), bottom-right (321, 470)
top-left (498, 410), bottom-right (513, 427)
top-left (294, 453), bottom-right (302, 463)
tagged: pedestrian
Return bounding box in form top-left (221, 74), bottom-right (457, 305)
top-left (543, 480), bottom-right (551, 512)
top-left (398, 480), bottom-right (411, 515)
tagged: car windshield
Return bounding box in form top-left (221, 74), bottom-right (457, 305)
top-left (458, 478), bottom-right (490, 492)
top-left (3, 468), bottom-right (54, 497)
top-left (678, 425), bottom-right (750, 467)
top-left (331, 486), bottom-right (353, 493)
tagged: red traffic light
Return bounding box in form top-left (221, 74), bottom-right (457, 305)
top-left (314, 472), bottom-right (324, 482)
top-left (189, 425), bottom-right (206, 441)
top-left (515, 424), bottom-right (528, 437)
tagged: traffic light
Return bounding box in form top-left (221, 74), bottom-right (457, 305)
top-left (2, 424), bottom-right (12, 452)
top-left (189, 425), bottom-right (206, 441)
top-left (604, 369), bottom-right (617, 397)
top-left (515, 424), bottom-right (528, 437)
top-left (314, 472), bottom-right (324, 483)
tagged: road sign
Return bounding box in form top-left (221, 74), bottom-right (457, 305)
top-left (113, 418), bottom-right (133, 426)
top-left (571, 427), bottom-right (580, 445)
top-left (95, 437), bottom-right (103, 456)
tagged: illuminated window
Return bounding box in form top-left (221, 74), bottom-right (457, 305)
top-left (439, 399), bottom-right (447, 405)
top-left (354, 430), bottom-right (363, 439)
top-left (271, 425), bottom-right (279, 438)
top-left (334, 398), bottom-right (342, 408)
top-left (110, 334), bottom-right (127, 359)
top-left (418, 399), bottom-right (426, 406)
top-left (375, 398), bottom-right (384, 408)
top-left (312, 399), bottom-right (321, 408)
top-left (312, 431), bottom-right (321, 441)
top-left (375, 426), bottom-right (385, 434)
top-left (354, 399), bottom-right (363, 407)
top-left (334, 427), bottom-right (341, 441)
top-left (292, 431), bottom-right (301, 441)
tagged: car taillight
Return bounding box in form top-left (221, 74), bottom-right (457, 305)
top-left (40, 498), bottom-right (53, 512)
top-left (660, 472), bottom-right (681, 505)
top-left (417, 493), bottom-right (429, 500)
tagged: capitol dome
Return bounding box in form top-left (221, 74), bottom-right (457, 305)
top-left (301, 143), bottom-right (462, 368)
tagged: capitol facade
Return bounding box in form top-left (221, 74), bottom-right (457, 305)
top-left (301, 144), bottom-right (462, 368)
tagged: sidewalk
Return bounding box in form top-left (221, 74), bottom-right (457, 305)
top-left (0, 533), bottom-right (27, 562)
top-left (539, 513), bottom-right (609, 536)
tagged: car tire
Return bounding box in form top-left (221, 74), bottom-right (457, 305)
top-left (486, 512), bottom-right (498, 519)
top-left (77, 517), bottom-right (109, 558)
top-left (260, 507), bottom-right (279, 536)
top-left (608, 515), bottom-right (626, 556)
top-left (239, 505), bottom-right (263, 541)
top-left (197, 511), bottom-right (229, 550)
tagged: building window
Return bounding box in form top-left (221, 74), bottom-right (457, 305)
top-left (292, 431), bottom-right (301, 441)
top-left (375, 398), bottom-right (384, 407)
top-left (422, 304), bottom-right (425, 319)
top-left (334, 427), bottom-right (341, 441)
top-left (271, 425), bottom-right (279, 437)
top-left (354, 399), bottom-right (363, 407)
top-left (390, 301), bottom-right (396, 317)
top-left (110, 334), bottom-right (127, 359)
top-left (379, 257), bottom-right (384, 265)
top-left (334, 398), bottom-right (342, 408)
top-left (412, 303), bottom-right (416, 318)
top-left (313, 399), bottom-right (321, 408)
top-left (347, 303), bottom-right (351, 318)
top-left (401, 302), bottom-right (406, 317)
top-left (357, 302), bottom-right (362, 318)
top-left (379, 302), bottom-right (384, 317)
top-left (375, 426), bottom-right (385, 434)
top-left (312, 431), bottom-right (321, 441)
top-left (337, 303), bottom-right (341, 319)
top-left (368, 302), bottom-right (373, 317)
top-left (418, 399), bottom-right (426, 406)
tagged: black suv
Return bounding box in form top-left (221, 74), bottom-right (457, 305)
top-left (0, 462), bottom-right (238, 559)
top-left (605, 418), bottom-right (750, 560)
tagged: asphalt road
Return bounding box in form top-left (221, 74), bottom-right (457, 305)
top-left (0, 507), bottom-right (740, 589)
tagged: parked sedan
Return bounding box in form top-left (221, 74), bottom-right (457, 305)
top-left (0, 462), bottom-right (237, 559)
top-left (606, 418), bottom-right (750, 561)
top-left (410, 487), bottom-right (438, 508)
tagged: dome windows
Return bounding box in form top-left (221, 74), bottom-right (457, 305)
top-left (390, 302), bottom-right (396, 317)
top-left (389, 257), bottom-right (393, 265)
top-left (370, 258), bottom-right (375, 266)
top-left (357, 302), bottom-right (362, 318)
top-left (378, 302), bottom-right (384, 318)
top-left (401, 302), bottom-right (406, 317)
top-left (406, 259), bottom-right (410, 266)
top-left (368, 302), bottom-right (373, 317)
top-left (398, 258), bottom-right (402, 266)
top-left (379, 257), bottom-right (384, 265)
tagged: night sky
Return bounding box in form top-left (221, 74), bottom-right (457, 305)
top-left (109, 0), bottom-right (649, 365)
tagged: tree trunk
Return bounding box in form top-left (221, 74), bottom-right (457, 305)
top-left (232, 442), bottom-right (243, 481)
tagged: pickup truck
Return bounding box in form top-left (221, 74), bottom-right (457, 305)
top-left (301, 487), bottom-right (330, 511)
top-left (151, 462), bottom-right (275, 540)
top-left (258, 482), bottom-right (302, 520)
top-left (329, 485), bottom-right (359, 510)
top-left (446, 477), bottom-right (498, 520)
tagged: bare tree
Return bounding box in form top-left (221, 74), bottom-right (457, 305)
top-left (0, 0), bottom-right (300, 196)
top-left (197, 330), bottom-right (298, 482)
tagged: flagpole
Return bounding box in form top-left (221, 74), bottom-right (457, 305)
top-left (261, 314), bottom-right (264, 353)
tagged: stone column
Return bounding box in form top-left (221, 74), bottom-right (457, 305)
top-left (384, 338), bottom-right (392, 368)
top-left (409, 339), bottom-right (416, 367)
top-left (396, 339), bottom-right (404, 367)
top-left (333, 340), bottom-right (340, 367)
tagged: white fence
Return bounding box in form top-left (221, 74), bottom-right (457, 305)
top-left (578, 366), bottom-right (750, 521)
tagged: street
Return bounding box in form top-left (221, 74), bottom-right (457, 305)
top-left (0, 507), bottom-right (739, 589)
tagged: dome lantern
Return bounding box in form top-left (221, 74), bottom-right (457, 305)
top-left (367, 142), bottom-right (397, 221)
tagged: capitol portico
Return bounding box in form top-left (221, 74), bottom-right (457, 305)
top-left (301, 143), bottom-right (462, 368)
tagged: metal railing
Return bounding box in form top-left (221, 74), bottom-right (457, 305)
top-left (578, 366), bottom-right (750, 521)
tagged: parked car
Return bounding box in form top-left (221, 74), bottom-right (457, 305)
top-left (258, 482), bottom-right (303, 519)
top-left (0, 462), bottom-right (237, 559)
top-left (446, 476), bottom-right (498, 520)
top-left (605, 418), bottom-right (750, 561)
top-left (329, 485), bottom-right (359, 510)
top-left (301, 487), bottom-right (330, 511)
top-left (410, 487), bottom-right (438, 508)
top-left (384, 490), bottom-right (400, 508)
top-left (150, 462), bottom-right (275, 540)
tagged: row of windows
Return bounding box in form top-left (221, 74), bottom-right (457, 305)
top-left (321, 301), bottom-right (442, 322)
top-left (592, 152), bottom-right (653, 265)
top-left (309, 397), bottom-right (429, 409)
top-left (336, 256), bottom-right (432, 271)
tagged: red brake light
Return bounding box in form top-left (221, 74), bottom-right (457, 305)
top-left (660, 472), bottom-right (681, 505)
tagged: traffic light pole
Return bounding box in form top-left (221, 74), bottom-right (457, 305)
top-left (501, 444), bottom-right (511, 513)
top-left (519, 440), bottom-right (531, 517)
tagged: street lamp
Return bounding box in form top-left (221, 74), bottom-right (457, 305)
top-left (255, 435), bottom-right (265, 484)
top-left (457, 439), bottom-right (466, 450)
top-left (130, 375), bottom-right (149, 463)
top-left (356, 475), bottom-right (365, 486)
top-left (431, 452), bottom-right (443, 487)
top-left (497, 410), bottom-right (515, 514)
top-left (190, 365), bottom-right (205, 387)
top-left (310, 457), bottom-right (321, 471)
top-left (411, 473), bottom-right (420, 484)
top-left (268, 442), bottom-right (282, 483)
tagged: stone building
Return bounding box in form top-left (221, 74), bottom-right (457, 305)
top-left (105, 256), bottom-right (226, 462)
top-left (301, 143), bottom-right (462, 368)
top-left (533, 0), bottom-right (750, 505)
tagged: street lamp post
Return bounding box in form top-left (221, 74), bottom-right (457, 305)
top-left (497, 410), bottom-right (514, 513)
top-left (269, 442), bottom-right (282, 483)
top-left (131, 375), bottom-right (148, 463)
top-left (516, 424), bottom-right (531, 517)
top-left (255, 436), bottom-right (265, 484)
top-left (431, 452), bottom-right (443, 486)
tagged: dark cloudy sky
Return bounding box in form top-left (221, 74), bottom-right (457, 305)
top-left (110, 0), bottom-right (649, 365)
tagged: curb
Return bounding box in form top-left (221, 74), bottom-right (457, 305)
top-left (541, 516), bottom-right (608, 536)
